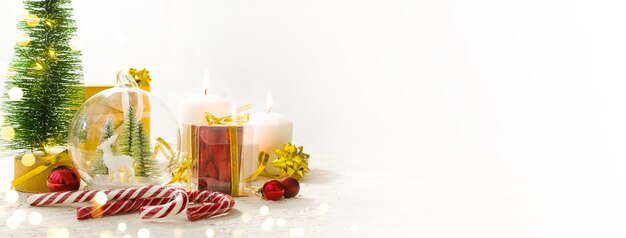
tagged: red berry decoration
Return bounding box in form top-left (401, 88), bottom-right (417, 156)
top-left (47, 166), bottom-right (80, 192)
top-left (280, 177), bottom-right (300, 198)
top-left (261, 179), bottom-right (285, 201)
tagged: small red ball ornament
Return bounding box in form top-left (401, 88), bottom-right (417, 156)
top-left (280, 177), bottom-right (300, 198)
top-left (47, 166), bottom-right (80, 192)
top-left (261, 179), bottom-right (285, 201)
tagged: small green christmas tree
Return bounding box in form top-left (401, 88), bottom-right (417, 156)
top-left (1, 0), bottom-right (84, 153)
top-left (132, 120), bottom-right (157, 177)
top-left (118, 106), bottom-right (136, 157)
top-left (93, 119), bottom-right (114, 175)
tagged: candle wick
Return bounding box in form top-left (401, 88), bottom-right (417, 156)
top-left (204, 89), bottom-right (207, 95)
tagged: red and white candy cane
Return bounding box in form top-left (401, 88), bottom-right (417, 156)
top-left (27, 185), bottom-right (175, 206)
top-left (139, 188), bottom-right (189, 220)
top-left (186, 190), bottom-right (235, 221)
top-left (76, 197), bottom-right (171, 220)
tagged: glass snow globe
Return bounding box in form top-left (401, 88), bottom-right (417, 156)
top-left (69, 71), bottom-right (182, 189)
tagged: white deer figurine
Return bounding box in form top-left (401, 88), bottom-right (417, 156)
top-left (97, 134), bottom-right (135, 181)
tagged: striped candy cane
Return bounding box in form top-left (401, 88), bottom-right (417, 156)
top-left (27, 185), bottom-right (174, 206)
top-left (139, 188), bottom-right (189, 220)
top-left (76, 197), bottom-right (171, 220)
top-left (186, 190), bottom-right (235, 221)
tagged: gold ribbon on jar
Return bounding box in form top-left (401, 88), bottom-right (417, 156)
top-left (11, 149), bottom-right (71, 187)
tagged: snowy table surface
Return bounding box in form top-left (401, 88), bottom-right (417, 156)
top-left (0, 153), bottom-right (395, 238)
top-left (2, 151), bottom-right (625, 238)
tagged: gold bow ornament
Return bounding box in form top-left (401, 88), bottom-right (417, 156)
top-left (245, 143), bottom-right (310, 182)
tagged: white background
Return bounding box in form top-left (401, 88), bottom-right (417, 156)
top-left (2, 0), bottom-right (626, 236)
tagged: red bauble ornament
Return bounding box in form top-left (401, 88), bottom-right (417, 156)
top-left (261, 179), bottom-right (285, 201)
top-left (280, 177), bottom-right (300, 198)
top-left (47, 166), bottom-right (80, 192)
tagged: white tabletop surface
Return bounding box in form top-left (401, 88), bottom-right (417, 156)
top-left (1, 152), bottom-right (625, 238)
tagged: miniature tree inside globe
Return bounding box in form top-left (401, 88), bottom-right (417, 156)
top-left (68, 71), bottom-right (181, 189)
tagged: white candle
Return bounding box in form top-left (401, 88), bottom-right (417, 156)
top-left (180, 70), bottom-right (230, 156)
top-left (249, 91), bottom-right (293, 175)
top-left (180, 70), bottom-right (230, 124)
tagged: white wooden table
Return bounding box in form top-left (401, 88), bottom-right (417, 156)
top-left (0, 153), bottom-right (398, 238)
top-left (2, 152), bottom-right (625, 237)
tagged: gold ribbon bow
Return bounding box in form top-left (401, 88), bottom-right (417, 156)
top-left (245, 143), bottom-right (310, 182)
top-left (11, 149), bottom-right (71, 187)
top-left (204, 104), bottom-right (252, 125)
top-left (128, 68), bottom-right (151, 89)
top-left (272, 143), bottom-right (310, 180)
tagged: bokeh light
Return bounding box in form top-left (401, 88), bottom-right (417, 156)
top-left (1, 127), bottom-right (15, 140)
top-left (94, 191), bottom-right (107, 205)
top-left (28, 211), bottom-right (42, 225)
top-left (117, 222), bottom-right (127, 232)
top-left (8, 87), bottom-right (23, 101)
top-left (21, 153), bottom-right (36, 167)
top-left (138, 228), bottom-right (150, 238)
top-left (5, 190), bottom-right (19, 204)
top-left (259, 205), bottom-right (269, 215)
top-left (205, 228), bottom-right (214, 238)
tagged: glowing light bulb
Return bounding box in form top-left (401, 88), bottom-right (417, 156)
top-left (8, 87), bottom-right (23, 101)
top-left (35, 62), bottom-right (43, 70)
top-left (17, 31), bottom-right (30, 46)
top-left (25, 14), bottom-right (40, 27)
top-left (48, 49), bottom-right (56, 58)
top-left (21, 153), bottom-right (36, 167)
